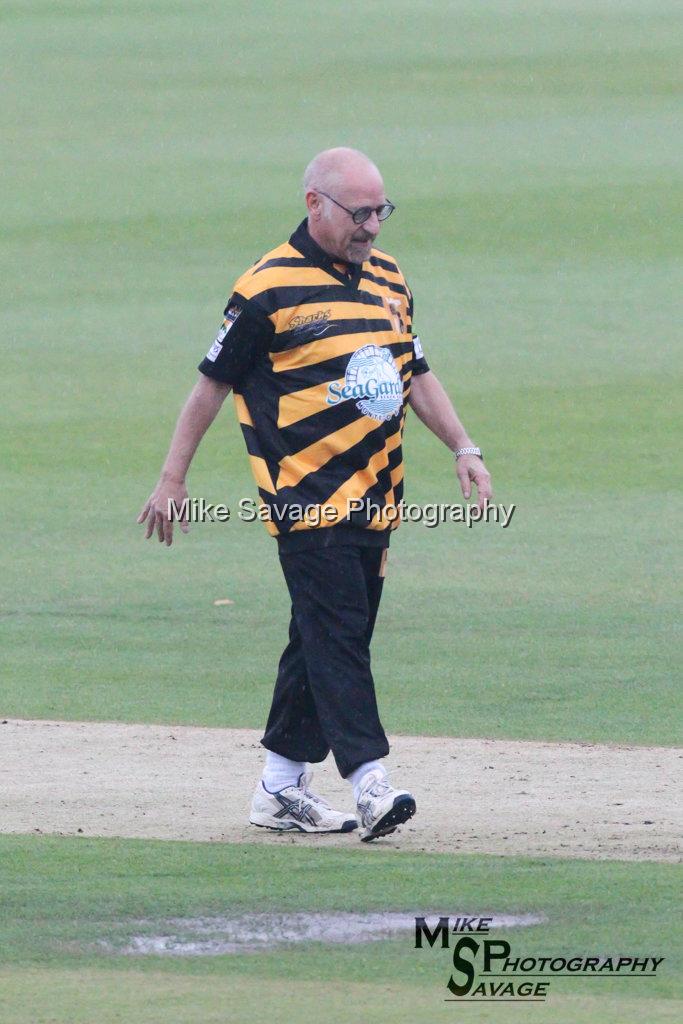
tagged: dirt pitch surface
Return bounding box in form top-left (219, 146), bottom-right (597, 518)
top-left (1, 719), bottom-right (680, 861)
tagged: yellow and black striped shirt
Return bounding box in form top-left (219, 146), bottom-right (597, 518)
top-left (199, 219), bottom-right (429, 549)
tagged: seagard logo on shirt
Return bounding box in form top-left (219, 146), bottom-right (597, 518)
top-left (326, 344), bottom-right (402, 422)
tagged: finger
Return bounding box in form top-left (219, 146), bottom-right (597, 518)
top-left (163, 515), bottom-right (173, 546)
top-left (144, 508), bottom-right (157, 539)
top-left (178, 503), bottom-right (190, 534)
top-left (157, 514), bottom-right (165, 543)
top-left (457, 466), bottom-right (471, 500)
top-left (475, 471), bottom-right (492, 498)
top-left (137, 500), bottom-right (151, 524)
top-left (474, 473), bottom-right (493, 510)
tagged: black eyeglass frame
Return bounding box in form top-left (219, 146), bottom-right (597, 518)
top-left (316, 190), bottom-right (396, 225)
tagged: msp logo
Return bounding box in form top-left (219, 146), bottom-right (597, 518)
top-left (414, 916), bottom-right (666, 1004)
top-left (326, 344), bottom-right (402, 422)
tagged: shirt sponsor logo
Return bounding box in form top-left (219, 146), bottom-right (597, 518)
top-left (288, 309), bottom-right (331, 329)
top-left (290, 320), bottom-right (334, 340)
top-left (205, 304), bottom-right (241, 362)
top-left (413, 334), bottom-right (424, 359)
top-left (288, 308), bottom-right (333, 341)
top-left (326, 344), bottom-right (402, 422)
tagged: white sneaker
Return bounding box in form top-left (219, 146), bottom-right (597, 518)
top-left (249, 771), bottom-right (358, 834)
top-left (356, 769), bottom-right (416, 842)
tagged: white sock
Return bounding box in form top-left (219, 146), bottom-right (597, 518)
top-left (348, 760), bottom-right (387, 802)
top-left (262, 750), bottom-right (305, 793)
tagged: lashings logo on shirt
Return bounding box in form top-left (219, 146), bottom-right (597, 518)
top-left (326, 344), bottom-right (403, 422)
top-left (205, 304), bottom-right (242, 363)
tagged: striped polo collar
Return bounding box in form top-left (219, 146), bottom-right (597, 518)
top-left (289, 219), bottom-right (362, 288)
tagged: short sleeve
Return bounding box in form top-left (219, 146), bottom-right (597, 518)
top-left (406, 286), bottom-right (430, 376)
top-left (198, 294), bottom-right (273, 387)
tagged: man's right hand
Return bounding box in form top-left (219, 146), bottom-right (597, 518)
top-left (137, 478), bottom-right (189, 547)
top-left (137, 374), bottom-right (231, 547)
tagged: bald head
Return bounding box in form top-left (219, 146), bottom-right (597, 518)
top-left (303, 147), bottom-right (383, 197)
top-left (303, 147), bottom-right (387, 264)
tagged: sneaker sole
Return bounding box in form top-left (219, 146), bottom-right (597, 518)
top-left (250, 817), bottom-right (358, 835)
top-left (360, 794), bottom-right (416, 843)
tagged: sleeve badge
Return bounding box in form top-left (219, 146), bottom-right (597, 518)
top-left (205, 303), bottom-right (242, 362)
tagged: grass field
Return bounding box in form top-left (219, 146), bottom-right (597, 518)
top-left (1, 835), bottom-right (681, 1022)
top-left (2, 1), bottom-right (682, 1020)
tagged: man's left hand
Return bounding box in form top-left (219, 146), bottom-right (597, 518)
top-left (455, 455), bottom-right (492, 512)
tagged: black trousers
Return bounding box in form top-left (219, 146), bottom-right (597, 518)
top-left (261, 544), bottom-right (390, 778)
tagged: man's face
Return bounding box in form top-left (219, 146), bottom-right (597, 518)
top-left (308, 172), bottom-right (386, 264)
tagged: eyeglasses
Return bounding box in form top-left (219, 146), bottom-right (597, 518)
top-left (316, 190), bottom-right (396, 225)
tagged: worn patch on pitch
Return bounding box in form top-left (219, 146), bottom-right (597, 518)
top-left (99, 911), bottom-right (546, 957)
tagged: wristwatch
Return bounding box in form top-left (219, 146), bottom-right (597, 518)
top-left (453, 446), bottom-right (484, 460)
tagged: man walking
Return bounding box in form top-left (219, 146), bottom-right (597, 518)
top-left (138, 147), bottom-right (491, 841)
